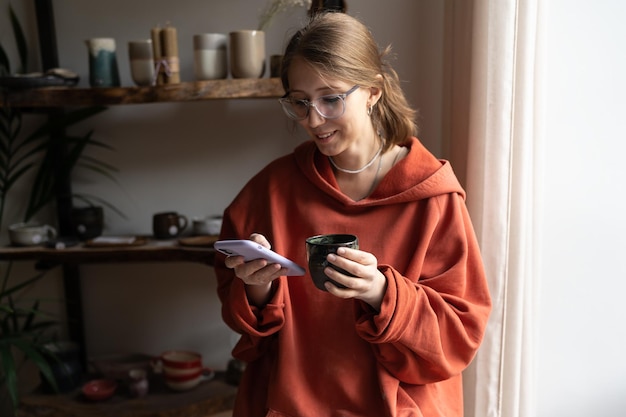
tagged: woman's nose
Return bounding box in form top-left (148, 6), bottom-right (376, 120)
top-left (306, 105), bottom-right (326, 128)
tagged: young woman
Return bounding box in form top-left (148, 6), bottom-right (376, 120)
top-left (215, 12), bottom-right (491, 417)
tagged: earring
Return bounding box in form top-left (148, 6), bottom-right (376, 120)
top-left (367, 104), bottom-right (373, 116)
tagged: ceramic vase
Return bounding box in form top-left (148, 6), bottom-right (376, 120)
top-left (86, 38), bottom-right (121, 87)
top-left (229, 30), bottom-right (266, 78)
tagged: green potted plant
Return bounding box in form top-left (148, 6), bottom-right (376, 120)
top-left (0, 5), bottom-right (119, 414)
top-left (0, 268), bottom-right (60, 415)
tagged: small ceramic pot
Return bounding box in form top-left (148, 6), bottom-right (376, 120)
top-left (41, 341), bottom-right (84, 393)
top-left (128, 368), bottom-right (149, 398)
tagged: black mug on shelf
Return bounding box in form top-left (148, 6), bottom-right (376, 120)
top-left (71, 206), bottom-right (104, 241)
top-left (152, 211), bottom-right (188, 239)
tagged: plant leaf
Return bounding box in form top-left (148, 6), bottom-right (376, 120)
top-left (12, 339), bottom-right (59, 393)
top-left (21, 299), bottom-right (40, 331)
top-left (0, 343), bottom-right (18, 409)
top-left (0, 37), bottom-right (10, 75)
top-left (20, 106), bottom-right (107, 146)
top-left (5, 162), bottom-right (35, 191)
top-left (9, 4), bottom-right (28, 73)
top-left (72, 193), bottom-right (127, 219)
top-left (0, 271), bottom-right (46, 298)
top-left (78, 155), bottom-right (119, 173)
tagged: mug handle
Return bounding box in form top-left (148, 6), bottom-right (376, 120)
top-left (150, 357), bottom-right (163, 374)
top-left (178, 215), bottom-right (188, 232)
top-left (45, 225), bottom-right (58, 240)
top-left (199, 367), bottom-right (215, 383)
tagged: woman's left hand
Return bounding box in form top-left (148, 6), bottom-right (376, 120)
top-left (324, 247), bottom-right (387, 311)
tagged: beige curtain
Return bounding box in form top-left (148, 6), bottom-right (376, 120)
top-left (443, 1), bottom-right (545, 416)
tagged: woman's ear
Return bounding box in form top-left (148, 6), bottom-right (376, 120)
top-left (368, 74), bottom-right (383, 106)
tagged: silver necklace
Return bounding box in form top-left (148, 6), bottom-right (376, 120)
top-left (360, 151), bottom-right (384, 200)
top-left (328, 140), bottom-right (384, 174)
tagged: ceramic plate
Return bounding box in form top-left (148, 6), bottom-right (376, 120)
top-left (85, 236), bottom-right (147, 247)
top-left (177, 235), bottom-right (219, 247)
top-left (0, 69), bottom-right (79, 89)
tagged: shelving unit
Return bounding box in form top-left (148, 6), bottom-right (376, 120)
top-left (0, 77), bottom-right (284, 268)
top-left (0, 77), bottom-right (282, 416)
top-left (17, 372), bottom-right (237, 417)
top-left (1, 78), bottom-right (284, 107)
top-left (0, 3), bottom-right (287, 415)
top-left (0, 238), bottom-right (217, 265)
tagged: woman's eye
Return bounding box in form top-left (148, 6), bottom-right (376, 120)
top-left (293, 99), bottom-right (308, 108)
top-left (321, 95), bottom-right (341, 104)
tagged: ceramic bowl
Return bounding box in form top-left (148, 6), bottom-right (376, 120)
top-left (82, 379), bottom-right (117, 401)
top-left (165, 372), bottom-right (203, 391)
top-left (8, 222), bottom-right (57, 246)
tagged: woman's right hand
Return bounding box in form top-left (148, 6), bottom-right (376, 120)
top-left (223, 233), bottom-right (283, 306)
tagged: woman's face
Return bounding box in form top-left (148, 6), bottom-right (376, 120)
top-left (286, 57), bottom-right (379, 157)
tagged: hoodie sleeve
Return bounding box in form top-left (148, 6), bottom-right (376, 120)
top-left (354, 191), bottom-right (491, 384)
top-left (214, 197), bottom-right (288, 363)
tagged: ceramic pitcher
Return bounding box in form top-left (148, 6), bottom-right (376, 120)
top-left (86, 37), bottom-right (121, 87)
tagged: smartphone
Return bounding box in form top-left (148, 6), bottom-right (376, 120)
top-left (214, 239), bottom-right (305, 276)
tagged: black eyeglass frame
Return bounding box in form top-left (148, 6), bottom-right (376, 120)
top-left (278, 85), bottom-right (361, 120)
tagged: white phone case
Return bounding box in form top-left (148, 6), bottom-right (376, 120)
top-left (214, 240), bottom-right (305, 276)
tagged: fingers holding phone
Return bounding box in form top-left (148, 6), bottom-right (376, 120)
top-left (217, 235), bottom-right (300, 307)
top-left (226, 253), bottom-right (284, 285)
top-left (216, 239), bottom-right (305, 277)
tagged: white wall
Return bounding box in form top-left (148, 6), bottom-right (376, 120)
top-left (2, 0), bottom-right (444, 372)
top-left (537, 1), bottom-right (626, 416)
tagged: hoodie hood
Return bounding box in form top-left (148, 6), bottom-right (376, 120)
top-left (294, 137), bottom-right (465, 206)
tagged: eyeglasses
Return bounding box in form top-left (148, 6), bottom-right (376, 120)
top-left (278, 85), bottom-right (360, 121)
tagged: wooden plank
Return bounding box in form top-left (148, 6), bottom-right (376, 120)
top-left (0, 238), bottom-right (216, 265)
top-left (0, 78), bottom-right (284, 108)
top-left (18, 376), bottom-right (236, 417)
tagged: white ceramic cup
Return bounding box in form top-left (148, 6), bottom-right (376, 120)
top-left (192, 215), bottom-right (223, 236)
top-left (193, 33), bottom-right (228, 80)
top-left (9, 222), bottom-right (57, 246)
top-left (128, 40), bottom-right (155, 86)
top-left (229, 30), bottom-right (265, 79)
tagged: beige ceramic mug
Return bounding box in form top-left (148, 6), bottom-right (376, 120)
top-left (128, 40), bottom-right (155, 86)
top-left (193, 33), bottom-right (228, 80)
top-left (229, 30), bottom-right (265, 79)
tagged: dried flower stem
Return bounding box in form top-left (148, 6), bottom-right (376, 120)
top-left (257, 0), bottom-right (311, 31)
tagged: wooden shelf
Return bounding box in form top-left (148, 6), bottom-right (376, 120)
top-left (0, 78), bottom-right (284, 108)
top-left (0, 238), bottom-right (216, 266)
top-left (18, 372), bottom-right (236, 417)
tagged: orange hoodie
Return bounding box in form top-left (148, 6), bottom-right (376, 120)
top-left (215, 138), bottom-right (491, 417)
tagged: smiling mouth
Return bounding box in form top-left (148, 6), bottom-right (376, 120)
top-left (316, 131), bottom-right (335, 140)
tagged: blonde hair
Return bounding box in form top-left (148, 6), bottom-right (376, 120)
top-left (280, 12), bottom-right (418, 150)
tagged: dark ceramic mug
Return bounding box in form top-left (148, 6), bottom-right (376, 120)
top-left (305, 234), bottom-right (359, 291)
top-left (152, 211), bottom-right (188, 239)
top-left (71, 206), bottom-right (104, 241)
